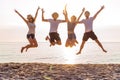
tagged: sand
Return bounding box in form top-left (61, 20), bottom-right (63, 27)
top-left (0, 63), bottom-right (120, 80)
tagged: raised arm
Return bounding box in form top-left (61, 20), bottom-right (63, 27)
top-left (14, 9), bottom-right (27, 24)
top-left (93, 5), bottom-right (104, 20)
top-left (77, 8), bottom-right (85, 21)
top-left (41, 9), bottom-right (48, 22)
top-left (34, 6), bottom-right (40, 22)
top-left (63, 5), bottom-right (69, 22)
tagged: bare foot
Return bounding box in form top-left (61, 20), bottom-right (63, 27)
top-left (50, 44), bottom-right (52, 47)
top-left (50, 43), bottom-right (55, 47)
top-left (75, 40), bottom-right (78, 44)
top-left (21, 47), bottom-right (25, 53)
top-left (25, 48), bottom-right (28, 52)
top-left (76, 51), bottom-right (81, 55)
top-left (45, 36), bottom-right (49, 40)
top-left (103, 49), bottom-right (107, 53)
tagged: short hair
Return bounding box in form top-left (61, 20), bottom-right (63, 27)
top-left (71, 15), bottom-right (76, 20)
top-left (84, 11), bottom-right (90, 15)
top-left (52, 12), bottom-right (59, 18)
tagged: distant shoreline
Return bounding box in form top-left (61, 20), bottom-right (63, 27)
top-left (0, 63), bottom-right (119, 79)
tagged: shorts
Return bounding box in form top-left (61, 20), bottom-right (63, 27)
top-left (49, 32), bottom-right (61, 43)
top-left (68, 33), bottom-right (76, 40)
top-left (27, 34), bottom-right (35, 39)
top-left (83, 31), bottom-right (97, 41)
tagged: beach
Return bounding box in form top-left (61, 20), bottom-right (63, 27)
top-left (0, 42), bottom-right (120, 79)
top-left (0, 63), bottom-right (120, 80)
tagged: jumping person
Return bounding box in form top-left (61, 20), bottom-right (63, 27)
top-left (15, 7), bottom-right (40, 53)
top-left (41, 8), bottom-right (66, 46)
top-left (63, 5), bottom-right (85, 47)
top-left (76, 5), bottom-right (107, 55)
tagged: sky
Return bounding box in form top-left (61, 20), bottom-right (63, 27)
top-left (0, 0), bottom-right (120, 42)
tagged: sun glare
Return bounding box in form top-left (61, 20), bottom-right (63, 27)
top-left (63, 47), bottom-right (77, 64)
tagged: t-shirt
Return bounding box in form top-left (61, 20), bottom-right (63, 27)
top-left (48, 19), bottom-right (63, 32)
top-left (81, 17), bottom-right (94, 32)
top-left (27, 22), bottom-right (36, 34)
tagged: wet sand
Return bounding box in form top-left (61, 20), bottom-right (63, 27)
top-left (0, 63), bottom-right (120, 80)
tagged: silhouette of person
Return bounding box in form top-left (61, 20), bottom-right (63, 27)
top-left (76, 6), bottom-right (107, 55)
top-left (15, 7), bottom-right (40, 53)
top-left (63, 5), bottom-right (85, 47)
top-left (41, 8), bottom-right (66, 46)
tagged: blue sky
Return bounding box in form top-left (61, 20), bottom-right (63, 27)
top-left (0, 0), bottom-right (120, 42)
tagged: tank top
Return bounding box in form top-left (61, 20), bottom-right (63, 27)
top-left (67, 22), bottom-right (76, 34)
top-left (27, 22), bottom-right (36, 34)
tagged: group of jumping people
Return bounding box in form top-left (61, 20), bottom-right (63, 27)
top-left (15, 5), bottom-right (107, 54)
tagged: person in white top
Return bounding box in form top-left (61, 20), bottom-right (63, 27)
top-left (41, 9), bottom-right (66, 46)
top-left (76, 5), bottom-right (107, 55)
top-left (15, 7), bottom-right (40, 53)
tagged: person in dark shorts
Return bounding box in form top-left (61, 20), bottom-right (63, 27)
top-left (49, 32), bottom-right (61, 46)
top-left (83, 31), bottom-right (97, 41)
top-left (41, 8), bottom-right (66, 46)
top-left (63, 5), bottom-right (85, 47)
top-left (76, 5), bottom-right (107, 55)
top-left (15, 7), bottom-right (40, 53)
top-left (27, 34), bottom-right (35, 39)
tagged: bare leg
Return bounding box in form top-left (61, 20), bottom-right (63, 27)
top-left (65, 39), bottom-right (70, 47)
top-left (74, 39), bottom-right (78, 44)
top-left (95, 39), bottom-right (107, 53)
top-left (21, 38), bottom-right (38, 53)
top-left (21, 47), bottom-right (26, 53)
top-left (24, 44), bottom-right (33, 52)
top-left (56, 40), bottom-right (62, 45)
top-left (45, 36), bottom-right (49, 40)
top-left (71, 40), bottom-right (75, 47)
top-left (25, 38), bottom-right (38, 52)
top-left (70, 41), bottom-right (73, 47)
top-left (45, 36), bottom-right (54, 47)
top-left (76, 41), bottom-right (86, 55)
top-left (57, 42), bottom-right (61, 45)
top-left (72, 39), bottom-right (78, 46)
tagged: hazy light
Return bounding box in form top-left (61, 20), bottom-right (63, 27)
top-left (0, 0), bottom-right (120, 42)
top-left (63, 47), bottom-right (77, 64)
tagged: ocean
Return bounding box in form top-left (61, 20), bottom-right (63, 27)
top-left (0, 42), bottom-right (120, 64)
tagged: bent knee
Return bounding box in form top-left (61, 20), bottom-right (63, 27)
top-left (57, 41), bottom-right (61, 45)
top-left (33, 43), bottom-right (38, 47)
top-left (35, 44), bottom-right (38, 47)
top-left (51, 42), bottom-right (55, 45)
top-left (57, 42), bottom-right (62, 45)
